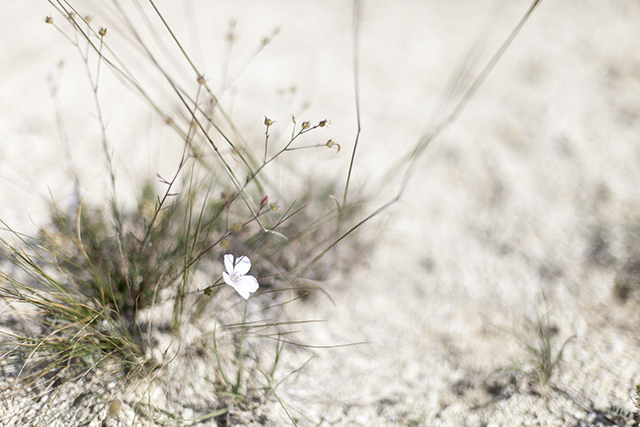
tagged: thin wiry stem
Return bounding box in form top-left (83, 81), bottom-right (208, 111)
top-left (342, 0), bottom-right (362, 208)
top-left (84, 26), bottom-right (124, 237)
top-left (306, 0), bottom-right (545, 270)
top-left (138, 0), bottom-right (268, 227)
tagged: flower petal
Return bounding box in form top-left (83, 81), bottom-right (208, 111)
top-left (237, 275), bottom-right (259, 294)
top-left (234, 256), bottom-right (252, 276)
top-left (223, 254), bottom-right (234, 274)
top-left (235, 286), bottom-right (250, 300)
top-left (224, 273), bottom-right (247, 298)
top-left (227, 276), bottom-right (257, 299)
top-left (223, 271), bottom-right (233, 288)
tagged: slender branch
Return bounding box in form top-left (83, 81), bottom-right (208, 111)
top-left (342, 0), bottom-right (362, 208)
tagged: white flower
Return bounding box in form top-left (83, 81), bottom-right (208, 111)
top-left (223, 254), bottom-right (259, 299)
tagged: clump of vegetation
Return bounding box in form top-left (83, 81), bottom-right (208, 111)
top-left (489, 296), bottom-right (574, 400)
top-left (0, 2), bottom-right (366, 424)
top-left (519, 306), bottom-right (574, 391)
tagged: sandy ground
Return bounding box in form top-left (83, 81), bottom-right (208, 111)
top-left (3, 0), bottom-right (640, 426)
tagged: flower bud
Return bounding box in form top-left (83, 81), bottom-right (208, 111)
top-left (326, 139), bottom-right (341, 152)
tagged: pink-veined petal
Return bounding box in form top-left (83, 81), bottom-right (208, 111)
top-left (228, 276), bottom-right (256, 299)
top-left (223, 254), bottom-right (234, 274)
top-left (224, 273), bottom-right (248, 299)
top-left (234, 256), bottom-right (252, 276)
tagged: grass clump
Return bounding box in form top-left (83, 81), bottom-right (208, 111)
top-left (518, 305), bottom-right (574, 391)
top-left (0, 139), bottom-right (356, 424)
top-left (0, 2), bottom-right (366, 425)
top-left (487, 296), bottom-right (574, 402)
